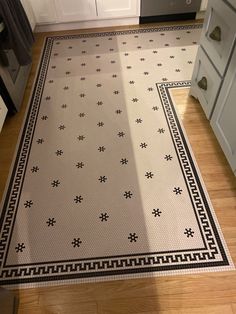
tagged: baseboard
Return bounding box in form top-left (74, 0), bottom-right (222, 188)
top-left (35, 17), bottom-right (139, 33)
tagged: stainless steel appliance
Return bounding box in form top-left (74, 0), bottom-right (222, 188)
top-left (140, 0), bottom-right (202, 23)
top-left (0, 1), bottom-right (34, 114)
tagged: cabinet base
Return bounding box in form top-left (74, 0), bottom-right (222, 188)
top-left (35, 17), bottom-right (139, 33)
top-left (139, 13), bottom-right (196, 24)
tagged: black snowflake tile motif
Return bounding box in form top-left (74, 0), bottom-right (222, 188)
top-left (79, 113), bottom-right (85, 118)
top-left (152, 208), bottom-right (162, 217)
top-left (58, 125), bottom-right (66, 130)
top-left (173, 187), bottom-right (183, 195)
top-left (81, 63), bottom-right (86, 66)
top-left (165, 155), bottom-right (173, 161)
top-left (61, 104), bottom-right (67, 109)
top-left (118, 132), bottom-right (125, 137)
top-left (74, 195), bottom-right (83, 203)
top-left (181, 48), bottom-right (187, 51)
top-left (176, 37), bottom-right (181, 40)
top-left (55, 150), bottom-right (63, 156)
top-left (67, 58), bottom-right (72, 61)
top-left (184, 228), bottom-right (194, 238)
top-left (128, 233), bottom-right (138, 242)
top-left (165, 43), bottom-right (170, 47)
top-left (124, 191), bottom-right (133, 199)
top-left (96, 56), bottom-right (101, 59)
top-left (77, 135), bottom-right (85, 141)
top-left (51, 66), bottom-right (56, 69)
top-left (31, 166), bottom-right (39, 173)
top-left (98, 176), bottom-right (107, 183)
top-left (170, 56), bottom-right (175, 59)
top-left (147, 87), bottom-right (153, 91)
top-left (152, 106), bottom-right (159, 111)
top-left (126, 66), bottom-right (132, 69)
top-left (71, 238), bottom-right (82, 247)
top-left (96, 84), bottom-right (102, 88)
top-left (98, 146), bottom-right (106, 152)
top-left (137, 46), bottom-right (142, 49)
top-left (124, 53), bottom-right (129, 56)
top-left (46, 218), bottom-right (56, 227)
top-left (144, 72), bottom-right (149, 75)
top-left (140, 142), bottom-right (147, 149)
top-left (157, 63), bottom-right (162, 67)
top-left (140, 58), bottom-right (145, 61)
top-left (96, 69), bottom-right (101, 72)
top-left (111, 60), bottom-right (116, 64)
top-left (68, 46), bottom-right (73, 49)
top-left (158, 128), bottom-right (165, 134)
top-left (81, 77), bottom-right (86, 80)
top-left (66, 71), bottom-right (71, 75)
top-left (63, 86), bottom-right (69, 90)
top-left (24, 200), bottom-right (33, 208)
top-left (41, 115), bottom-right (48, 120)
top-left (162, 78), bottom-right (168, 82)
top-left (82, 51), bottom-right (86, 54)
top-left (15, 243), bottom-right (26, 253)
top-left (145, 172), bottom-right (154, 179)
top-left (51, 180), bottom-right (60, 188)
top-left (76, 162), bottom-right (85, 168)
top-left (132, 98), bottom-right (138, 102)
top-left (48, 80), bottom-right (54, 83)
top-left (129, 81), bottom-right (135, 84)
top-left (120, 158), bottom-right (128, 165)
top-left (114, 90), bottom-right (119, 95)
top-left (97, 101), bottom-right (103, 106)
top-left (80, 93), bottom-right (85, 98)
top-left (188, 61), bottom-right (193, 64)
top-left (112, 74), bottom-right (117, 78)
top-left (175, 69), bottom-right (181, 72)
top-left (153, 50), bottom-right (158, 54)
top-left (45, 96), bottom-right (51, 101)
top-left (97, 122), bottom-right (104, 127)
top-left (99, 213), bottom-right (109, 222)
top-left (116, 109), bottom-right (122, 114)
top-left (135, 118), bottom-right (142, 124)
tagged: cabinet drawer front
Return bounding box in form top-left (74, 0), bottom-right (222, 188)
top-left (201, 0), bottom-right (236, 76)
top-left (190, 47), bottom-right (221, 119)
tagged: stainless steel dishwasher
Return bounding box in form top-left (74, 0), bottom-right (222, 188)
top-left (140, 0), bottom-right (201, 23)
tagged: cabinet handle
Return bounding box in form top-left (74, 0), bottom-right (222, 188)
top-left (209, 26), bottom-right (221, 42)
top-left (197, 76), bottom-right (207, 91)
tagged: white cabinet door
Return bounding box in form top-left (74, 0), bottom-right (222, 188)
top-left (210, 47), bottom-right (236, 174)
top-left (21, 0), bottom-right (36, 30)
top-left (56, 0), bottom-right (97, 22)
top-left (29, 0), bottom-right (57, 23)
top-left (97, 0), bottom-right (139, 18)
top-left (200, 0), bottom-right (208, 11)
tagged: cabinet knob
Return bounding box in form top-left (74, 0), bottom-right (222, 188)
top-left (197, 76), bottom-right (207, 91)
top-left (209, 26), bottom-right (221, 42)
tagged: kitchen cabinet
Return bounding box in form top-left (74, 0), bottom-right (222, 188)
top-left (210, 46), bottom-right (236, 175)
top-left (56, 0), bottom-right (97, 22)
top-left (190, 0), bottom-right (236, 175)
top-left (21, 0), bottom-right (36, 30)
top-left (97, 0), bottom-right (138, 18)
top-left (28, 0), bottom-right (57, 23)
top-left (29, 0), bottom-right (139, 25)
top-left (200, 0), bottom-right (208, 11)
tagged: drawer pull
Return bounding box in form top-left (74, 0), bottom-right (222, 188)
top-left (198, 76), bottom-right (207, 91)
top-left (209, 26), bottom-right (221, 42)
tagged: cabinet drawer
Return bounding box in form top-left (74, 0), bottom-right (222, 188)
top-left (200, 0), bottom-right (236, 76)
top-left (190, 47), bottom-right (221, 119)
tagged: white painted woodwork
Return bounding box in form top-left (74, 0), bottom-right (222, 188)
top-left (96, 0), bottom-right (138, 18)
top-left (56, 0), bottom-right (97, 22)
top-left (20, 0), bottom-right (36, 30)
top-left (211, 46), bottom-right (236, 174)
top-left (200, 0), bottom-right (236, 76)
top-left (28, 0), bottom-right (57, 23)
top-left (200, 0), bottom-right (208, 11)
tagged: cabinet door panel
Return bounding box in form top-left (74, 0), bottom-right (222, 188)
top-left (56, 0), bottom-right (97, 22)
top-left (211, 48), bottom-right (236, 173)
top-left (97, 0), bottom-right (138, 18)
top-left (29, 0), bottom-right (57, 23)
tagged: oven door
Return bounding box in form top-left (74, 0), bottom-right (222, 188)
top-left (0, 18), bottom-right (31, 113)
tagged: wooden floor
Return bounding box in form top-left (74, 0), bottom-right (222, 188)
top-left (0, 22), bottom-right (236, 314)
